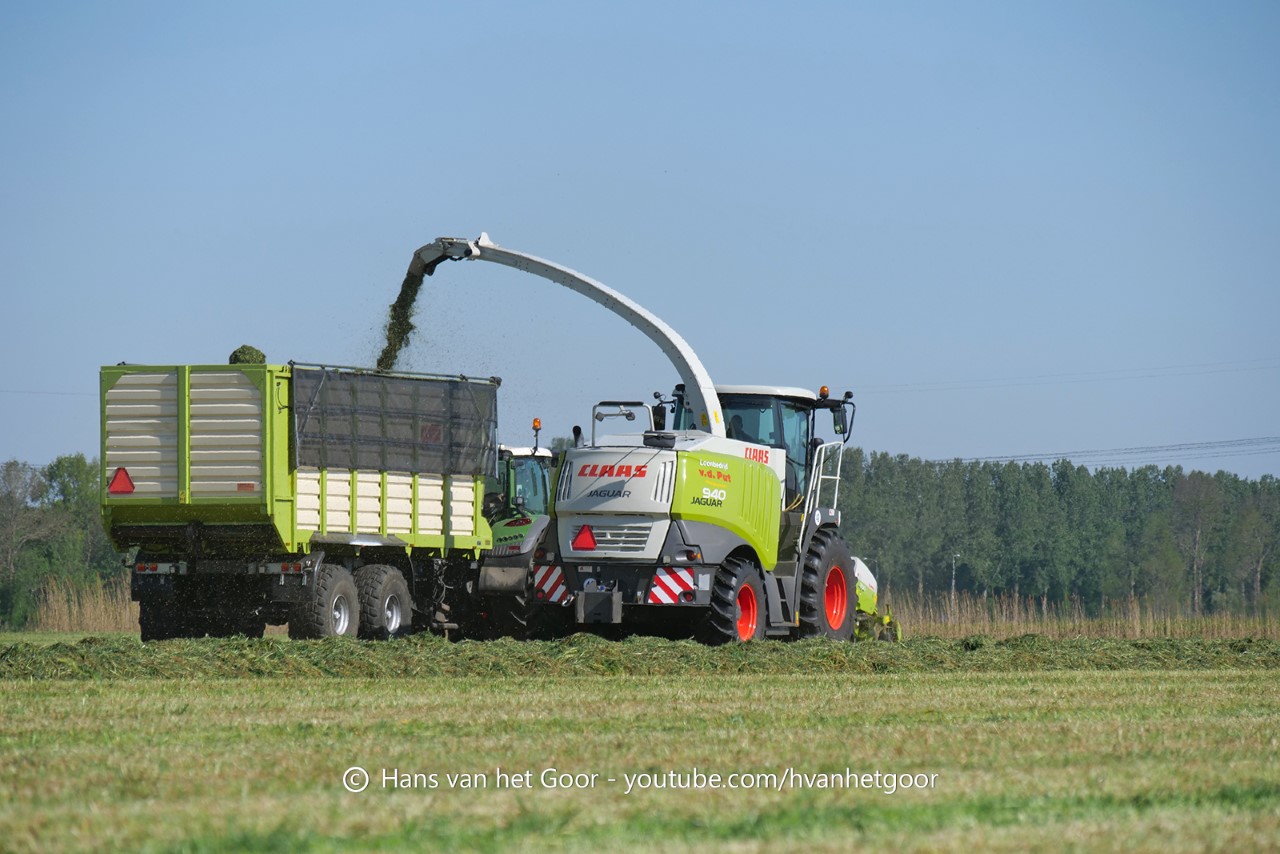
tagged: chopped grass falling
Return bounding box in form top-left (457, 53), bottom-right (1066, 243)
top-left (374, 262), bottom-right (428, 371)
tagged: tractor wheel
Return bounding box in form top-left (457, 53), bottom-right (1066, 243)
top-left (355, 565), bottom-right (412, 640)
top-left (507, 570), bottom-right (576, 640)
top-left (701, 556), bottom-right (766, 644)
top-left (484, 591), bottom-right (541, 640)
top-left (289, 564), bottom-right (360, 639)
top-left (798, 529), bottom-right (854, 640)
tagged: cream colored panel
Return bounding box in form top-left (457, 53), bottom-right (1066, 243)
top-left (189, 372), bottom-right (263, 497)
top-left (386, 474), bottom-right (413, 534)
top-left (417, 475), bottom-right (445, 535)
top-left (105, 371), bottom-right (178, 498)
top-left (296, 468), bottom-right (321, 531)
top-left (326, 473), bottom-right (352, 532)
top-left (355, 472), bottom-right (382, 532)
top-left (448, 478), bottom-right (476, 536)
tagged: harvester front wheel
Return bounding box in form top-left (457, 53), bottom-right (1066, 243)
top-left (289, 564), bottom-right (360, 639)
top-left (799, 529), bottom-right (854, 640)
top-left (356, 565), bottom-right (412, 640)
top-left (701, 556), bottom-right (766, 644)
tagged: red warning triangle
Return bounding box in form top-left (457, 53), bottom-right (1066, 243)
top-left (571, 525), bottom-right (597, 551)
top-left (108, 467), bottom-right (135, 495)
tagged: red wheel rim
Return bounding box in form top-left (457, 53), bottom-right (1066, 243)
top-left (736, 583), bottom-right (759, 641)
top-left (824, 566), bottom-right (848, 629)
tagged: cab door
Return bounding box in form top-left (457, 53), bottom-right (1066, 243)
top-left (776, 401), bottom-right (812, 570)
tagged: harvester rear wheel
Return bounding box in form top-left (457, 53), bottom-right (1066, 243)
top-left (289, 564), bottom-right (360, 639)
top-left (701, 556), bottom-right (766, 644)
top-left (356, 565), bottom-right (412, 640)
top-left (799, 529), bottom-right (854, 640)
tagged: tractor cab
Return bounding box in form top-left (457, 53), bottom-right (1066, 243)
top-left (483, 420), bottom-right (554, 559)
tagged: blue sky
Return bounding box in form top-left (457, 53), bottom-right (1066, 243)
top-left (2, 1), bottom-right (1278, 477)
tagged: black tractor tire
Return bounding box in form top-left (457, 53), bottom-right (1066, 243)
top-left (289, 564), bottom-right (360, 639)
top-left (355, 565), bottom-right (412, 640)
top-left (491, 578), bottom-right (575, 641)
top-left (798, 529), bottom-right (854, 640)
top-left (522, 591), bottom-right (576, 640)
top-left (700, 556), bottom-right (767, 644)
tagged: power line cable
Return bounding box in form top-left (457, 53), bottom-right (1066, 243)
top-left (941, 436), bottom-right (1280, 468)
top-left (859, 357), bottom-right (1280, 395)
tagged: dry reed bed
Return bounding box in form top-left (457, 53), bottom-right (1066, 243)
top-left (31, 577), bottom-right (137, 634)
top-left (889, 593), bottom-right (1278, 640)
top-left (31, 580), bottom-right (1277, 642)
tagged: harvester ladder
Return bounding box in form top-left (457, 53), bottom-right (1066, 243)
top-left (796, 441), bottom-right (844, 559)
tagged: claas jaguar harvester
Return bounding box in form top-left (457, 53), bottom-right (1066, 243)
top-left (410, 234), bottom-right (899, 643)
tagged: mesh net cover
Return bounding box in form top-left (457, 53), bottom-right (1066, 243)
top-left (292, 367), bottom-right (497, 477)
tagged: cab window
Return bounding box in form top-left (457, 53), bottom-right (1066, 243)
top-left (511, 458), bottom-right (548, 516)
top-left (723, 398), bottom-right (777, 445)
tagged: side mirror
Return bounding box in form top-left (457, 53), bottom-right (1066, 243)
top-left (651, 404), bottom-right (667, 431)
top-left (833, 406), bottom-right (849, 436)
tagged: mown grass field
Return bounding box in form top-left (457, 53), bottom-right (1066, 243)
top-left (2, 635), bottom-right (1279, 852)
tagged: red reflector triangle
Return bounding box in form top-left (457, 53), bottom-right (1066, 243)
top-left (107, 467), bottom-right (135, 495)
top-left (571, 525), bottom-right (597, 551)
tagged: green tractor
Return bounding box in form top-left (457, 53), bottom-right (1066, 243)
top-left (472, 419), bottom-right (570, 638)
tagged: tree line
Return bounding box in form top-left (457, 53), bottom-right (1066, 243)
top-left (838, 449), bottom-right (1280, 615)
top-left (2, 450), bottom-right (1278, 628)
top-left (1, 455), bottom-right (120, 628)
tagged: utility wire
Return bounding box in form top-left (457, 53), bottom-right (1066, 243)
top-left (859, 357), bottom-right (1280, 395)
top-left (940, 436), bottom-right (1280, 468)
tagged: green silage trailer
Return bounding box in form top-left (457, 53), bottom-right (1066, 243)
top-left (100, 362), bottom-right (499, 640)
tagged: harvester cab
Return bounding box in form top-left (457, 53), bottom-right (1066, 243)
top-left (408, 233), bottom-right (899, 643)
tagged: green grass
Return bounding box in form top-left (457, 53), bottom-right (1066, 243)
top-left (2, 633), bottom-right (1279, 679)
top-left (1, 639), bottom-right (1278, 852)
top-left (0, 631), bottom-right (137, 647)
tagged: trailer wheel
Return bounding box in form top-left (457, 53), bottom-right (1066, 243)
top-left (701, 556), bottom-right (766, 644)
top-left (356, 565), bottom-right (412, 640)
top-left (289, 564), bottom-right (360, 639)
top-left (799, 529), bottom-right (853, 640)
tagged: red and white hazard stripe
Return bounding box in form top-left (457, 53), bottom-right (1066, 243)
top-left (647, 566), bottom-right (694, 604)
top-left (533, 564), bottom-right (568, 604)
